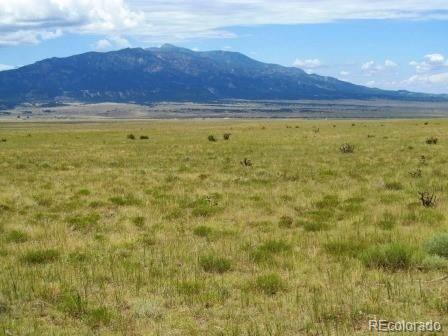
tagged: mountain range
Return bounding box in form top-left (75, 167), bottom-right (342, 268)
top-left (0, 44), bottom-right (447, 108)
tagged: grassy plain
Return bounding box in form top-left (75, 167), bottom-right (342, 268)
top-left (1, 119), bottom-right (448, 335)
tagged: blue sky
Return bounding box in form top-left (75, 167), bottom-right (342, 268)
top-left (1, 1), bottom-right (448, 93)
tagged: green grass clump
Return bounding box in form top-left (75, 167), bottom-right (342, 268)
top-left (421, 255), bottom-right (448, 270)
top-left (6, 230), bottom-right (28, 243)
top-left (58, 289), bottom-right (87, 318)
top-left (377, 212), bottom-right (396, 230)
top-left (58, 290), bottom-right (114, 328)
top-left (85, 306), bottom-right (114, 328)
top-left (132, 216), bottom-right (145, 228)
top-left (384, 181), bottom-right (403, 191)
top-left (257, 240), bottom-right (291, 253)
top-left (360, 243), bottom-right (415, 271)
top-left (250, 240), bottom-right (291, 263)
top-left (76, 189), bottom-right (91, 196)
top-left (199, 254), bottom-right (232, 273)
top-left (190, 198), bottom-right (220, 217)
top-left (315, 195), bottom-right (339, 209)
top-left (425, 233), bottom-right (448, 258)
top-left (67, 213), bottom-right (100, 231)
top-left (176, 280), bottom-right (203, 296)
top-left (254, 273), bottom-right (285, 295)
top-left (109, 194), bottom-right (141, 206)
top-left (21, 249), bottom-right (60, 264)
top-left (302, 221), bottom-right (328, 232)
top-left (278, 215), bottom-right (294, 228)
top-left (324, 239), bottom-right (367, 258)
top-left (193, 225), bottom-right (213, 238)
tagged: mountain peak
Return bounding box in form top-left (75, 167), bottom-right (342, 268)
top-left (158, 44), bottom-right (193, 52)
top-left (160, 43), bottom-right (179, 49)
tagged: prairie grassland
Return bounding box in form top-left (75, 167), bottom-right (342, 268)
top-left (1, 119), bottom-right (448, 335)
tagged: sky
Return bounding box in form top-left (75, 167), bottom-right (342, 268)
top-left (0, 0), bottom-right (448, 93)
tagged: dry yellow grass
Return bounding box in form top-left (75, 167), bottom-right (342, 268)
top-left (0, 119), bottom-right (448, 335)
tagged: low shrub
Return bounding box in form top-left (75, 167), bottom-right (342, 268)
top-left (340, 143), bottom-right (355, 154)
top-left (418, 192), bottom-right (437, 207)
top-left (127, 134), bottom-right (136, 140)
top-left (208, 135), bottom-right (217, 142)
top-left (409, 169), bottom-right (422, 178)
top-left (425, 233), bottom-right (448, 258)
top-left (240, 158), bottom-right (252, 167)
top-left (421, 255), bottom-right (448, 270)
top-left (426, 137), bottom-right (438, 145)
top-left (360, 243), bottom-right (415, 270)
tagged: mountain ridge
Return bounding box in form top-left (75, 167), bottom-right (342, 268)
top-left (0, 44), bottom-right (447, 108)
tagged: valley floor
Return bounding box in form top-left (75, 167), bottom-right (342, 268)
top-left (3, 100), bottom-right (448, 120)
top-left (1, 119), bottom-right (448, 335)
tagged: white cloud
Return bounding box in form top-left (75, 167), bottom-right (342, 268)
top-left (2, 1), bottom-right (448, 45)
top-left (94, 39), bottom-right (112, 51)
top-left (361, 59), bottom-right (398, 74)
top-left (293, 58), bottom-right (323, 70)
top-left (405, 72), bottom-right (448, 85)
top-left (409, 53), bottom-right (448, 73)
top-left (339, 71), bottom-right (350, 76)
top-left (0, 64), bottom-right (14, 71)
top-left (94, 36), bottom-right (131, 51)
top-left (384, 59), bottom-right (397, 68)
top-left (0, 0), bottom-right (142, 46)
top-left (361, 61), bottom-right (377, 71)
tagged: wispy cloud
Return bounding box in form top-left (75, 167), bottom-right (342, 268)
top-left (361, 59), bottom-right (398, 75)
top-left (93, 36), bottom-right (131, 51)
top-left (409, 53), bottom-right (448, 73)
top-left (2, 1), bottom-right (448, 45)
top-left (405, 72), bottom-right (448, 85)
top-left (293, 58), bottom-right (324, 71)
